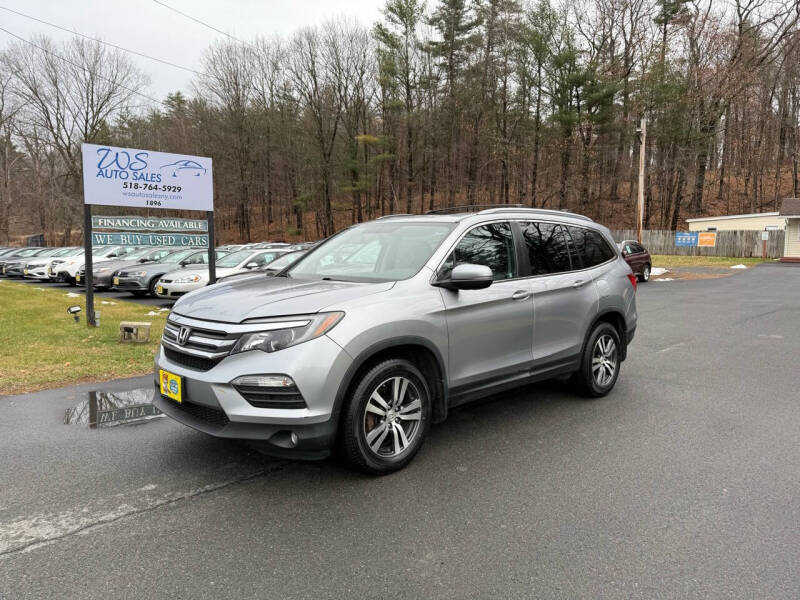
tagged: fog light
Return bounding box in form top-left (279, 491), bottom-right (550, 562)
top-left (230, 375), bottom-right (295, 388)
top-left (290, 432), bottom-right (299, 447)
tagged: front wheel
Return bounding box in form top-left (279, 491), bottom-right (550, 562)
top-left (573, 322), bottom-right (621, 398)
top-left (341, 358), bottom-right (431, 475)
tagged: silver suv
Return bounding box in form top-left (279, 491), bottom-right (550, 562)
top-left (153, 207), bottom-right (638, 474)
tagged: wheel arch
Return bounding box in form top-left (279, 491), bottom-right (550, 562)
top-left (334, 336), bottom-right (449, 426)
top-left (585, 309), bottom-right (629, 361)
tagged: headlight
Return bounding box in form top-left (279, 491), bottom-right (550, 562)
top-left (230, 312), bottom-right (344, 355)
top-left (51, 259), bottom-right (65, 266)
top-left (173, 274), bottom-right (201, 284)
top-left (128, 271), bottom-right (147, 278)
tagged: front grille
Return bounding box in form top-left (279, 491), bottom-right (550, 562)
top-left (164, 348), bottom-right (218, 371)
top-left (234, 385), bottom-right (307, 409)
top-left (167, 397), bottom-right (229, 429)
top-left (161, 319), bottom-right (239, 372)
top-left (160, 278), bottom-right (173, 283)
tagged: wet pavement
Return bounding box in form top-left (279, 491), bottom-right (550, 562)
top-left (2, 263), bottom-right (800, 599)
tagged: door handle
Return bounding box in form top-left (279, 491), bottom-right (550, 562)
top-left (511, 290), bottom-right (531, 301)
top-left (572, 280), bottom-right (587, 288)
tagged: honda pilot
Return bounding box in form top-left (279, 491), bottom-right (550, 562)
top-left (154, 207), bottom-right (638, 474)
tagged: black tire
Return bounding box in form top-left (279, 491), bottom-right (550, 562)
top-left (147, 277), bottom-right (161, 297)
top-left (638, 263), bottom-right (651, 282)
top-left (340, 358), bottom-right (431, 475)
top-left (131, 291), bottom-right (146, 297)
top-left (573, 322), bottom-right (621, 398)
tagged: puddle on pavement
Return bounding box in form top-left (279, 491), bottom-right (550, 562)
top-left (64, 387), bottom-right (164, 428)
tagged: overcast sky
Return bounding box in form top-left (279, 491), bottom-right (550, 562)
top-left (0, 0), bottom-right (383, 100)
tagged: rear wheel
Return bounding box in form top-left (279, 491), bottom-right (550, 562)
top-left (638, 263), bottom-right (651, 282)
top-left (341, 358), bottom-right (431, 475)
top-left (573, 322), bottom-right (621, 397)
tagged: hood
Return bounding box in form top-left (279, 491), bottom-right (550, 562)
top-left (92, 257), bottom-right (145, 273)
top-left (172, 276), bottom-right (395, 322)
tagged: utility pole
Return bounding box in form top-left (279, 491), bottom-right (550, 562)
top-left (637, 115), bottom-right (647, 244)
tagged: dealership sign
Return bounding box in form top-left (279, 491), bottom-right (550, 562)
top-left (92, 232), bottom-right (209, 247)
top-left (92, 216), bottom-right (207, 232)
top-left (82, 143), bottom-right (213, 211)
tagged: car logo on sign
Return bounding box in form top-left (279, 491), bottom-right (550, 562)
top-left (178, 326), bottom-right (191, 346)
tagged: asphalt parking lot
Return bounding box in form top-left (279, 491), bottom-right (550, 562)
top-left (9, 277), bottom-right (174, 308)
top-left (1, 263), bottom-right (799, 599)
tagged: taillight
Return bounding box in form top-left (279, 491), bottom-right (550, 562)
top-left (627, 273), bottom-right (637, 291)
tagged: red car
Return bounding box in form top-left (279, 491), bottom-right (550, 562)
top-left (618, 240), bottom-right (652, 282)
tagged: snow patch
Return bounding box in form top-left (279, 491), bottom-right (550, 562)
top-left (651, 267), bottom-right (669, 276)
top-left (66, 292), bottom-right (80, 297)
top-left (654, 278), bottom-right (674, 282)
top-left (100, 300), bottom-right (117, 305)
top-left (730, 264), bottom-right (747, 269)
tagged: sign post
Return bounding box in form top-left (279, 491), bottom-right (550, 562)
top-left (82, 143), bottom-right (214, 327)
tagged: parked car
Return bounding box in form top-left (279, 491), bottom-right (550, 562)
top-left (154, 207), bottom-right (638, 474)
top-left (52, 246), bottom-right (137, 284)
top-left (3, 247), bottom-right (65, 277)
top-left (618, 240), bottom-right (652, 282)
top-left (155, 249), bottom-right (289, 299)
top-left (216, 250), bottom-right (309, 284)
top-left (0, 247), bottom-right (47, 275)
top-left (76, 247), bottom-right (175, 289)
top-left (3, 247), bottom-right (63, 277)
top-left (113, 249), bottom-right (227, 297)
top-left (23, 247), bottom-right (82, 280)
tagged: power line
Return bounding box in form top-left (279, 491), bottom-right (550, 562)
top-left (0, 26), bottom-right (168, 108)
top-left (0, 5), bottom-right (203, 76)
top-left (152, 0), bottom-right (255, 49)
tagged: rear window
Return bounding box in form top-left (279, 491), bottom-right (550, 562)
top-left (520, 222), bottom-right (572, 275)
top-left (566, 226), bottom-right (616, 268)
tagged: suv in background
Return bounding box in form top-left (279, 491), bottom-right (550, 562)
top-left (619, 240), bottom-right (652, 282)
top-left (154, 207), bottom-right (637, 474)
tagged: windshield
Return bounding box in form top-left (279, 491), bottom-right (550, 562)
top-left (216, 250), bottom-right (256, 268)
top-left (18, 248), bottom-right (43, 257)
top-left (288, 221), bottom-right (455, 282)
top-left (123, 247), bottom-right (157, 260)
top-left (162, 249), bottom-right (198, 263)
top-left (266, 251), bottom-right (305, 270)
top-left (51, 247), bottom-right (76, 257)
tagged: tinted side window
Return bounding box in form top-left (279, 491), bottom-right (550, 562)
top-left (521, 221), bottom-right (571, 275)
top-left (440, 222), bottom-right (516, 280)
top-left (567, 226), bottom-right (615, 268)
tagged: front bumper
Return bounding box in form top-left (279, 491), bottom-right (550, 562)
top-left (153, 334), bottom-right (353, 457)
top-left (113, 276), bottom-right (148, 291)
top-left (155, 280), bottom-right (202, 298)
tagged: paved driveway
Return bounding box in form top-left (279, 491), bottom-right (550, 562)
top-left (1, 264), bottom-right (799, 599)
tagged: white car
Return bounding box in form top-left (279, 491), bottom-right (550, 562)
top-left (53, 246), bottom-right (137, 283)
top-left (155, 249), bottom-right (289, 299)
top-left (24, 247), bottom-right (82, 280)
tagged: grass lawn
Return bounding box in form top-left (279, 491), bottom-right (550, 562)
top-left (650, 255), bottom-right (774, 268)
top-left (0, 281), bottom-right (167, 395)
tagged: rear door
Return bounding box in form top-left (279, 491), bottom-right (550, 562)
top-left (520, 221), bottom-right (597, 368)
top-left (438, 222), bottom-right (534, 393)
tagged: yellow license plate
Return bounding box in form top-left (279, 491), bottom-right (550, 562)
top-left (23, 269), bottom-right (28, 275)
top-left (75, 274), bottom-right (80, 283)
top-left (159, 369), bottom-right (182, 403)
top-left (113, 276), bottom-right (120, 286)
top-left (156, 285), bottom-right (164, 295)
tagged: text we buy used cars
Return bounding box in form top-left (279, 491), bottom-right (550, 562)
top-left (154, 209), bottom-right (637, 474)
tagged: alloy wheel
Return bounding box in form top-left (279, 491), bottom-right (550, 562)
top-left (362, 376), bottom-right (423, 458)
top-left (592, 334), bottom-right (618, 388)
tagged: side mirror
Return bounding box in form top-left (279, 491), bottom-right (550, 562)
top-left (244, 262), bottom-right (259, 269)
top-left (179, 260), bottom-right (188, 267)
top-left (435, 263), bottom-right (494, 291)
top-left (621, 250), bottom-right (628, 257)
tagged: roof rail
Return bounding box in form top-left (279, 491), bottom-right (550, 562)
top-left (376, 213), bottom-right (415, 219)
top-left (425, 204), bottom-right (525, 215)
top-left (479, 207), bottom-right (593, 222)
